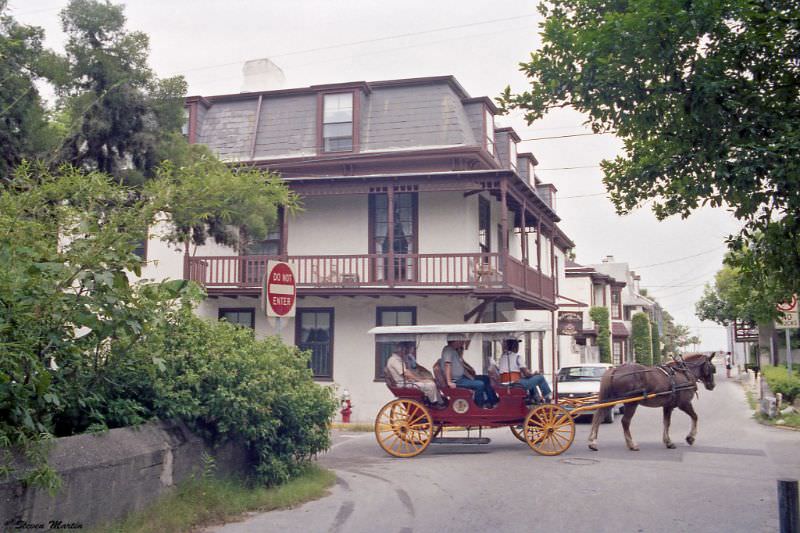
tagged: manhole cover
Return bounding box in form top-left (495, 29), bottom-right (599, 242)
top-left (559, 457), bottom-right (599, 466)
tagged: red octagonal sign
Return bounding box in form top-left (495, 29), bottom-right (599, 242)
top-left (263, 261), bottom-right (296, 317)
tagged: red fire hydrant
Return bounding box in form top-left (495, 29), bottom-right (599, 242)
top-left (340, 389), bottom-right (352, 423)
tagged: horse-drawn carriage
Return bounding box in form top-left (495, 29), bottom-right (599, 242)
top-left (370, 322), bottom-right (717, 458)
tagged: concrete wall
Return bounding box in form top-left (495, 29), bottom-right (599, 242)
top-left (0, 420), bottom-right (250, 530)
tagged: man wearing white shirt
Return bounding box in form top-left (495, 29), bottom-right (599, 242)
top-left (497, 339), bottom-right (551, 403)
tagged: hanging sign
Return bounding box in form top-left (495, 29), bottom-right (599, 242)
top-left (558, 311), bottom-right (583, 336)
top-left (733, 319), bottom-right (759, 342)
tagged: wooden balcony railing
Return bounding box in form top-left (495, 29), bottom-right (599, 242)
top-left (186, 252), bottom-right (554, 302)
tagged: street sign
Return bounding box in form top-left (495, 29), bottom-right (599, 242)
top-left (775, 295), bottom-right (799, 329)
top-left (263, 261), bottom-right (297, 318)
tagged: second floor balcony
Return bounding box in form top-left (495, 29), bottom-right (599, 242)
top-left (186, 251), bottom-right (556, 309)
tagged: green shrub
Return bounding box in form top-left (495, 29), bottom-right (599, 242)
top-left (651, 323), bottom-right (661, 362)
top-left (149, 310), bottom-right (337, 486)
top-left (0, 165), bottom-right (333, 488)
top-left (762, 365), bottom-right (800, 404)
top-left (631, 313), bottom-right (653, 365)
top-left (589, 307), bottom-right (611, 364)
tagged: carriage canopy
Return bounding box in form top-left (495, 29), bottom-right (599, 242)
top-left (368, 321), bottom-right (551, 343)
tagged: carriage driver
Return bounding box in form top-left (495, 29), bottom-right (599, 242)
top-left (385, 341), bottom-right (446, 407)
top-left (441, 335), bottom-right (499, 408)
top-left (498, 338), bottom-right (552, 403)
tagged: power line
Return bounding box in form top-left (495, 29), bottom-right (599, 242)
top-left (521, 132), bottom-right (615, 141)
top-left (632, 247), bottom-right (725, 270)
top-left (536, 165), bottom-right (601, 171)
top-left (558, 192), bottom-right (607, 200)
top-left (174, 13), bottom-right (538, 75)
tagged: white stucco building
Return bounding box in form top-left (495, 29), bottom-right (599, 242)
top-left (140, 76), bottom-right (575, 421)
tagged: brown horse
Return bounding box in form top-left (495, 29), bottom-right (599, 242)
top-left (588, 353), bottom-right (716, 451)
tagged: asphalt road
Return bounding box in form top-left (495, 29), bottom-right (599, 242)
top-left (209, 369), bottom-right (800, 533)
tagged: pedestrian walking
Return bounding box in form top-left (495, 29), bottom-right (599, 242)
top-left (725, 352), bottom-right (733, 378)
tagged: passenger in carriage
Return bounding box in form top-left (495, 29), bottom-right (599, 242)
top-left (386, 341), bottom-right (446, 407)
top-left (498, 339), bottom-right (552, 403)
top-left (441, 336), bottom-right (499, 409)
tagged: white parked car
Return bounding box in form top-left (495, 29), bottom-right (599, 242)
top-left (555, 363), bottom-right (621, 423)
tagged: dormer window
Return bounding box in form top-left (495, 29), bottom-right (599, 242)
top-left (484, 109), bottom-right (495, 156)
top-left (509, 139), bottom-right (518, 171)
top-left (322, 93), bottom-right (354, 152)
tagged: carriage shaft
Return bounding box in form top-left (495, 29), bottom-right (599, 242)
top-left (567, 387), bottom-right (693, 416)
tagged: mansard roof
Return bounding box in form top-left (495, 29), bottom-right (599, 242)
top-left (186, 75), bottom-right (501, 163)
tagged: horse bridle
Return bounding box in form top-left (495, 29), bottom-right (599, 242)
top-left (669, 356), bottom-right (715, 387)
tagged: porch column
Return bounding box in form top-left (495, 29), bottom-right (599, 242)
top-left (500, 178), bottom-right (508, 276)
top-left (387, 185), bottom-right (395, 287)
top-left (536, 219), bottom-right (542, 295)
top-left (521, 201), bottom-right (528, 264)
top-left (549, 226), bottom-right (556, 297)
top-left (521, 201), bottom-right (528, 292)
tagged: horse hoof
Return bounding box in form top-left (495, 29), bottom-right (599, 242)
top-left (666, 443), bottom-right (676, 449)
top-left (686, 436), bottom-right (695, 445)
top-left (629, 445), bottom-right (640, 451)
top-left (588, 443), bottom-right (598, 451)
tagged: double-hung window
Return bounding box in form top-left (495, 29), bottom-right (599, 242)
top-left (219, 308), bottom-right (255, 330)
top-left (369, 192), bottom-right (418, 282)
top-left (375, 307), bottom-right (416, 380)
top-left (296, 309), bottom-right (334, 379)
top-left (322, 93), bottom-right (354, 152)
top-left (611, 290), bottom-right (622, 319)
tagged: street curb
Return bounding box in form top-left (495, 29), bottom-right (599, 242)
top-left (773, 424), bottom-right (800, 432)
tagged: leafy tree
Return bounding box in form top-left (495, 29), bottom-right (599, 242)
top-left (0, 2), bottom-right (62, 177)
top-left (56, 0), bottom-right (186, 185)
top-left (150, 157), bottom-right (300, 249)
top-left (651, 320), bottom-right (661, 363)
top-left (696, 264), bottom-right (771, 326)
top-left (661, 311), bottom-right (696, 357)
top-left (631, 312), bottom-right (652, 365)
top-left (0, 163), bottom-right (310, 488)
top-left (589, 306), bottom-right (611, 363)
top-left (500, 0), bottom-right (800, 297)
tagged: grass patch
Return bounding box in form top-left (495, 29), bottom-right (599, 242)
top-left (95, 465), bottom-right (335, 533)
top-left (745, 389), bottom-right (759, 411)
top-left (776, 411), bottom-right (800, 428)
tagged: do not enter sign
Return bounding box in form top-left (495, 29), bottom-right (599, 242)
top-left (263, 261), bottom-right (297, 317)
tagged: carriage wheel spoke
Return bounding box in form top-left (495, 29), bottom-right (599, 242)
top-left (375, 399), bottom-right (433, 458)
top-left (524, 404), bottom-right (575, 456)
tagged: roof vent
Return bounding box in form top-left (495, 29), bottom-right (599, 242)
top-left (241, 58), bottom-right (286, 93)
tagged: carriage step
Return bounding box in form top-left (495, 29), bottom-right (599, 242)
top-left (431, 437), bottom-right (491, 445)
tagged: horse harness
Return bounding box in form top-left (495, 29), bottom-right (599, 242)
top-left (655, 363), bottom-right (699, 401)
top-left (607, 362), bottom-right (698, 404)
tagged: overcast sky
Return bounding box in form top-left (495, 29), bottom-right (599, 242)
top-left (12, 0), bottom-right (744, 350)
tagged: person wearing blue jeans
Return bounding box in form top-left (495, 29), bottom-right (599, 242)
top-left (498, 339), bottom-right (551, 403)
top-left (441, 338), bottom-right (498, 408)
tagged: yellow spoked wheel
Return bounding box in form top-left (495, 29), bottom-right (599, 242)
top-left (375, 399), bottom-right (433, 458)
top-left (523, 404), bottom-right (575, 456)
top-left (510, 425), bottom-right (527, 443)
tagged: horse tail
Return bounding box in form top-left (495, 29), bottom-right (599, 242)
top-left (598, 367), bottom-right (616, 403)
